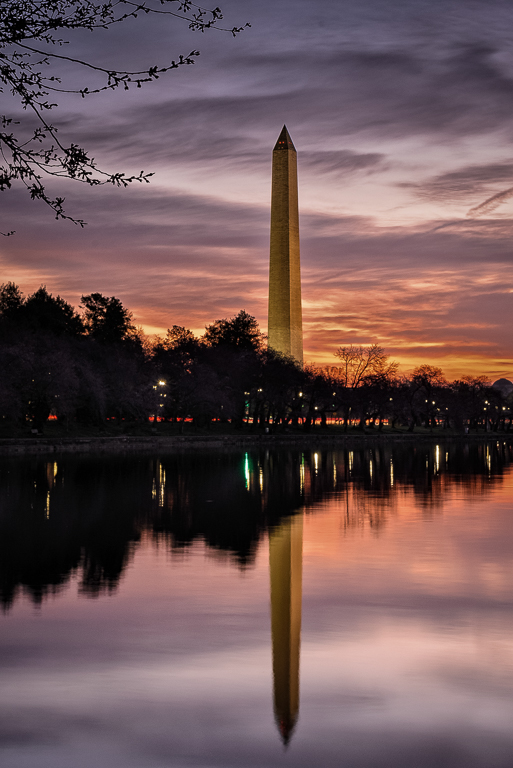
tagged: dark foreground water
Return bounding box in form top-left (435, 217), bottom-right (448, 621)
top-left (1, 440), bottom-right (513, 768)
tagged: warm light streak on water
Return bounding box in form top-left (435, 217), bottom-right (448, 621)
top-left (158, 461), bottom-right (166, 508)
top-left (1, 441), bottom-right (512, 767)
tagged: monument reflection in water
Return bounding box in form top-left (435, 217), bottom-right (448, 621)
top-left (270, 512), bottom-right (303, 744)
top-left (1, 440), bottom-right (513, 766)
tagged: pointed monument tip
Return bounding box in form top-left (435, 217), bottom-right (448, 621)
top-left (277, 717), bottom-right (297, 747)
top-left (274, 125), bottom-right (296, 152)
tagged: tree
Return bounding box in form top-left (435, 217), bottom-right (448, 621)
top-left (159, 325), bottom-right (199, 364)
top-left (0, 281), bottom-right (23, 318)
top-left (331, 344), bottom-right (398, 429)
top-left (80, 292), bottom-right (138, 345)
top-left (203, 310), bottom-right (264, 351)
top-left (177, 361), bottom-right (234, 428)
top-left (24, 286), bottom-right (84, 335)
top-left (1, 331), bottom-right (82, 430)
top-left (253, 349), bottom-right (304, 430)
top-left (450, 376), bottom-right (502, 432)
top-left (151, 326), bottom-right (200, 425)
top-left (406, 365), bottom-right (448, 430)
top-left (301, 365), bottom-right (333, 429)
top-left (0, 283), bottom-right (84, 336)
top-left (361, 362), bottom-right (400, 430)
top-left (1, 0), bottom-right (249, 229)
top-left (333, 344), bottom-right (390, 389)
top-left (411, 364), bottom-right (447, 391)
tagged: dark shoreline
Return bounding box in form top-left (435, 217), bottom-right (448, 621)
top-left (0, 431), bottom-right (511, 456)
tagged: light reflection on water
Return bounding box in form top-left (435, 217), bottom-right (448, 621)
top-left (0, 440), bottom-right (512, 767)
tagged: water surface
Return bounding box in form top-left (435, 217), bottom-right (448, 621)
top-left (1, 441), bottom-right (512, 767)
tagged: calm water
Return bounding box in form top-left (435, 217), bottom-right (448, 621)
top-left (1, 441), bottom-right (513, 767)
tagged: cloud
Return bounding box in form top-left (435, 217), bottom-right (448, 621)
top-left (2, 178), bottom-right (512, 379)
top-left (46, 39), bottom-right (513, 183)
top-left (142, 43), bottom-right (513, 141)
top-left (467, 186), bottom-right (513, 217)
top-left (405, 163), bottom-right (513, 204)
top-left (300, 150), bottom-right (386, 175)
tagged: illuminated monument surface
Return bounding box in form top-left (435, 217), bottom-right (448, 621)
top-left (268, 126), bottom-right (303, 365)
top-left (269, 513), bottom-right (303, 744)
top-left (268, 133), bottom-right (304, 738)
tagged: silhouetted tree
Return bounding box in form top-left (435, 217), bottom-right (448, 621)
top-left (81, 293), bottom-right (139, 346)
top-left (24, 287), bottom-right (84, 336)
top-left (178, 361), bottom-right (235, 428)
top-left (203, 310), bottom-right (264, 351)
top-left (410, 365), bottom-right (447, 428)
top-left (152, 326), bottom-right (201, 426)
top-left (449, 376), bottom-right (487, 431)
top-left (333, 344), bottom-right (390, 388)
top-left (163, 325), bottom-right (200, 360)
top-left (254, 349), bottom-right (304, 429)
top-left (8, 333), bottom-right (81, 430)
top-left (0, 340), bottom-right (24, 422)
top-left (0, 283), bottom-right (84, 336)
top-left (328, 345), bottom-right (398, 429)
top-left (362, 365), bottom-right (401, 430)
top-left (0, 281), bottom-right (23, 319)
top-left (302, 366), bottom-right (334, 429)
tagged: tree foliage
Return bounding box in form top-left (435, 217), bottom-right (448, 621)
top-left (203, 310), bottom-right (264, 351)
top-left (0, 281), bottom-right (84, 334)
top-left (80, 292), bottom-right (139, 345)
top-left (0, 280), bottom-right (23, 316)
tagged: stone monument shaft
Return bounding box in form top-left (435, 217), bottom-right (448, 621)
top-left (268, 126), bottom-right (303, 364)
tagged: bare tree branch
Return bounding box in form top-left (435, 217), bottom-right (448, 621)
top-left (0, 0), bottom-right (249, 229)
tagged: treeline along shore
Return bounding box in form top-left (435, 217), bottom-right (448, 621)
top-left (0, 282), bottom-right (512, 440)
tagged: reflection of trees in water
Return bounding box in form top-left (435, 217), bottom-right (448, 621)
top-left (0, 457), bottom-right (147, 608)
top-left (0, 440), bottom-right (511, 609)
top-left (151, 451), bottom-right (307, 564)
top-left (333, 441), bottom-right (513, 532)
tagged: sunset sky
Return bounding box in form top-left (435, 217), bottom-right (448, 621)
top-left (1, 0), bottom-right (513, 379)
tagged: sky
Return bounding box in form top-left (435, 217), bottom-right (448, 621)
top-left (1, 0), bottom-right (513, 379)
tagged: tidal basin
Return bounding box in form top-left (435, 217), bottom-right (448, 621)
top-left (1, 440), bottom-right (513, 767)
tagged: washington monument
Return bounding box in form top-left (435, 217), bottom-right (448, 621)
top-left (268, 126), bottom-right (303, 364)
